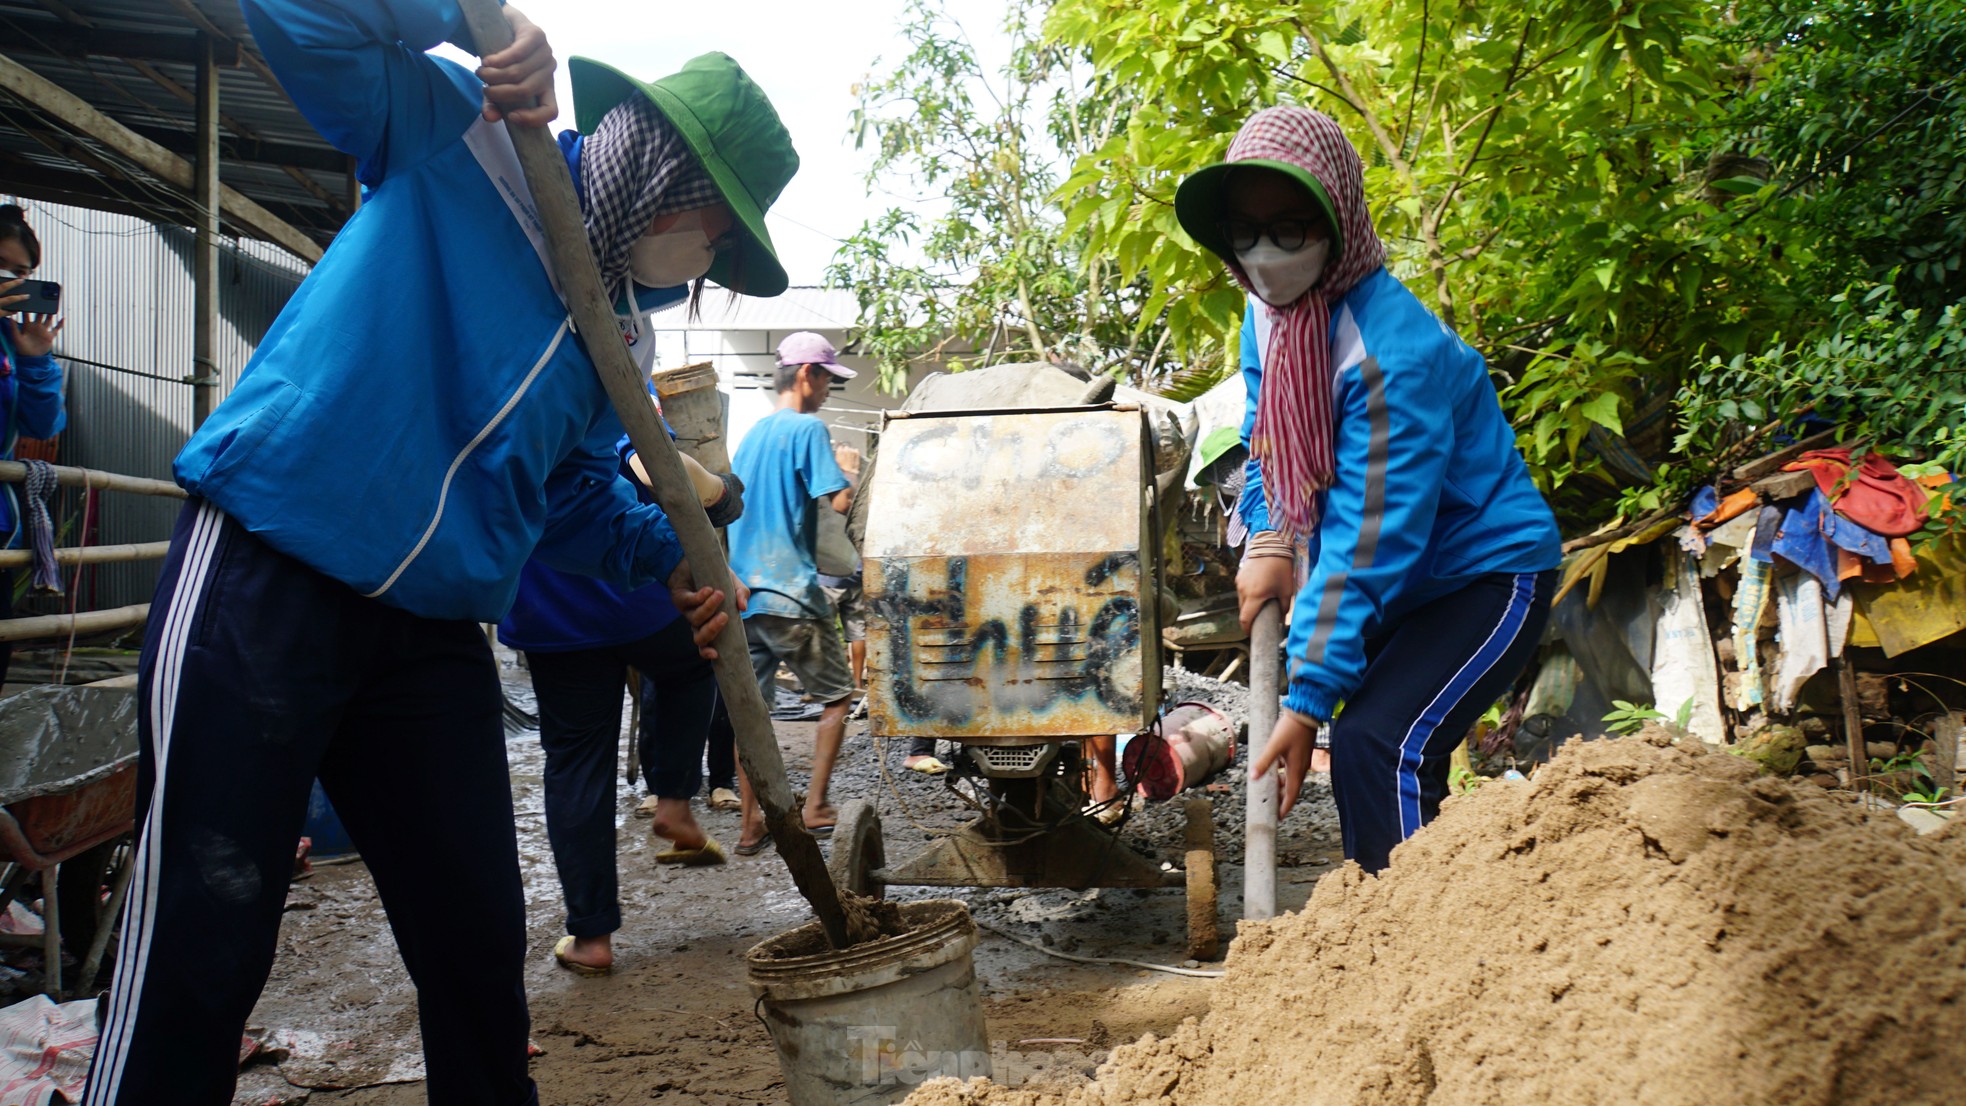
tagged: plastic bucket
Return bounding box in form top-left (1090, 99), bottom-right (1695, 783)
top-left (1122, 701), bottom-right (1236, 800)
top-left (303, 780), bottom-right (357, 859)
top-left (747, 900), bottom-right (990, 1105)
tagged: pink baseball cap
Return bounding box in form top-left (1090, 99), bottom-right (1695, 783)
top-left (775, 331), bottom-right (857, 379)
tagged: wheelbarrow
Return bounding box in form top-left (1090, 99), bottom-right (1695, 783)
top-left (0, 684), bottom-right (140, 996)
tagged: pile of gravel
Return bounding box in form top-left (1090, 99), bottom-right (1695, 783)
top-left (1161, 665), bottom-right (1254, 730)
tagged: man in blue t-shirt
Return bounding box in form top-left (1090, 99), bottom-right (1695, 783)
top-left (728, 332), bottom-right (856, 843)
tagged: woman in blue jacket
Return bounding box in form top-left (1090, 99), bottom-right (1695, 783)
top-left (0, 205), bottom-right (67, 690)
top-left (1180, 108), bottom-right (1561, 874)
top-left (84, 4), bottom-right (798, 1105)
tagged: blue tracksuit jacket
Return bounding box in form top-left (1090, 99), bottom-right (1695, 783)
top-left (1237, 270), bottom-right (1562, 721)
top-left (175, 0), bottom-right (683, 621)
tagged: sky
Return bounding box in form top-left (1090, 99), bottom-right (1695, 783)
top-left (437, 0), bottom-right (1015, 287)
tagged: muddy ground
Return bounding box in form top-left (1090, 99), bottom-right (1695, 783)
top-left (233, 652), bottom-right (1338, 1105)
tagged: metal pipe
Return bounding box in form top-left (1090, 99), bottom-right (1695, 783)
top-left (1244, 602), bottom-right (1281, 921)
top-left (0, 541), bottom-right (171, 568)
top-left (455, 0), bottom-right (853, 949)
top-left (0, 460), bottom-right (187, 499)
top-left (0, 603), bottom-right (148, 643)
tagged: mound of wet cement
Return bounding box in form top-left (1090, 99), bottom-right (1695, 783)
top-left (908, 730), bottom-right (1966, 1106)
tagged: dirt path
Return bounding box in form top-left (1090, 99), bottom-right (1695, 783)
top-left (234, 654), bottom-right (1335, 1105)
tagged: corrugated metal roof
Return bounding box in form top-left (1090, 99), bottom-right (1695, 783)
top-left (647, 286), bottom-right (862, 332)
top-left (0, 0), bottom-right (350, 255)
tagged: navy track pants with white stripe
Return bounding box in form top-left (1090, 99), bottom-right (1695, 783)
top-left (84, 501), bottom-right (538, 1106)
top-left (1329, 570), bottom-right (1554, 873)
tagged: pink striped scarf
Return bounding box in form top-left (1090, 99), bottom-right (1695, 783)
top-left (1228, 108), bottom-right (1387, 537)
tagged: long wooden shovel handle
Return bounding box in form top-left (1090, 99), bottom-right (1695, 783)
top-left (456, 0), bottom-right (852, 948)
top-left (1243, 602), bottom-right (1282, 921)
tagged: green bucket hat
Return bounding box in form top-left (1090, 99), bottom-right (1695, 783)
top-left (1173, 159), bottom-right (1342, 267)
top-left (570, 52), bottom-right (799, 298)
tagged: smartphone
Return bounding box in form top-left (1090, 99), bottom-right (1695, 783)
top-left (3, 278), bottom-right (60, 315)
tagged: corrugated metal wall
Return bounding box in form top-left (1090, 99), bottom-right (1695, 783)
top-left (8, 198), bottom-right (307, 612)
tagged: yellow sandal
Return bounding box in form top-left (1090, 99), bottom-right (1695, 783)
top-left (654, 836), bottom-right (728, 866)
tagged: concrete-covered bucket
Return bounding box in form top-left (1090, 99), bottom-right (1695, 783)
top-left (747, 900), bottom-right (990, 1105)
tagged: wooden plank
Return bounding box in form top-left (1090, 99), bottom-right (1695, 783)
top-left (0, 50), bottom-right (322, 262)
top-left (1750, 469), bottom-right (1816, 501)
top-left (1729, 429), bottom-right (1839, 484)
top-left (1837, 658), bottom-right (1867, 797)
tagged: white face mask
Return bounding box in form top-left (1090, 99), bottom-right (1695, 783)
top-left (1236, 237), bottom-right (1331, 308)
top-left (630, 214), bottom-right (717, 288)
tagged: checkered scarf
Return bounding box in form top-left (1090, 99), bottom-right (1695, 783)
top-left (580, 96), bottom-right (723, 288)
top-left (1229, 107), bottom-right (1387, 537)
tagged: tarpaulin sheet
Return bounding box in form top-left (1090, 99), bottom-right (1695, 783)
top-left (0, 995), bottom-right (94, 1106)
top-left (1851, 535), bottom-right (1966, 657)
top-left (0, 686), bottom-right (137, 807)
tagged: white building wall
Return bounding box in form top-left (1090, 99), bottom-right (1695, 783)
top-left (647, 293), bottom-right (929, 461)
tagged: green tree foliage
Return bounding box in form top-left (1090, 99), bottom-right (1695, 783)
top-left (1674, 285), bottom-right (1966, 544)
top-left (1046, 0), bottom-right (1800, 496)
top-left (833, 0), bottom-right (1962, 530)
top-left (1038, 0), bottom-right (1962, 527)
top-left (1736, 0), bottom-right (1966, 309)
top-left (830, 0), bottom-right (1154, 392)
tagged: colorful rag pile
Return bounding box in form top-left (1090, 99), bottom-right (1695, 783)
top-left (1782, 448), bottom-right (1930, 537)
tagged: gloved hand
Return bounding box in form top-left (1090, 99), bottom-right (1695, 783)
top-left (705, 471), bottom-right (745, 527)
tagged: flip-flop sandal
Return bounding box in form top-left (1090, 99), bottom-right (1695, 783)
top-left (906, 756), bottom-right (951, 775)
top-left (633, 796), bottom-right (661, 818)
top-left (655, 837), bottom-right (728, 866)
top-left (734, 832), bottom-right (772, 857)
top-left (553, 935), bottom-right (610, 977)
top-left (806, 823), bottom-right (834, 838)
top-left (709, 787), bottom-right (742, 811)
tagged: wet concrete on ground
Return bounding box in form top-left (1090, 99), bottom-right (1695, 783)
top-left (238, 653), bottom-right (1338, 1105)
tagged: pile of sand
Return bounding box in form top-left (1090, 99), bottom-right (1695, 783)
top-left (909, 731), bottom-right (1966, 1106)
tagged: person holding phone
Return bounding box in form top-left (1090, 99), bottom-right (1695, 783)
top-left (0, 204), bottom-right (67, 690)
top-left (1174, 108), bottom-right (1561, 875)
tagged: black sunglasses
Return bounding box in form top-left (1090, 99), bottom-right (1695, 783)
top-left (1218, 218), bottom-right (1327, 252)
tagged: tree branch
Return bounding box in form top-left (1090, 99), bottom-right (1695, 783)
top-left (1401, 0), bottom-right (1430, 149)
top-left (1297, 17), bottom-right (1457, 327)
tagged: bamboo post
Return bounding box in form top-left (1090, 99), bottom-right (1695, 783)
top-left (0, 461), bottom-right (187, 499)
top-left (455, 1), bottom-right (853, 948)
top-left (0, 604), bottom-right (149, 643)
top-left (0, 542), bottom-right (172, 569)
top-left (1244, 602), bottom-right (1281, 921)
